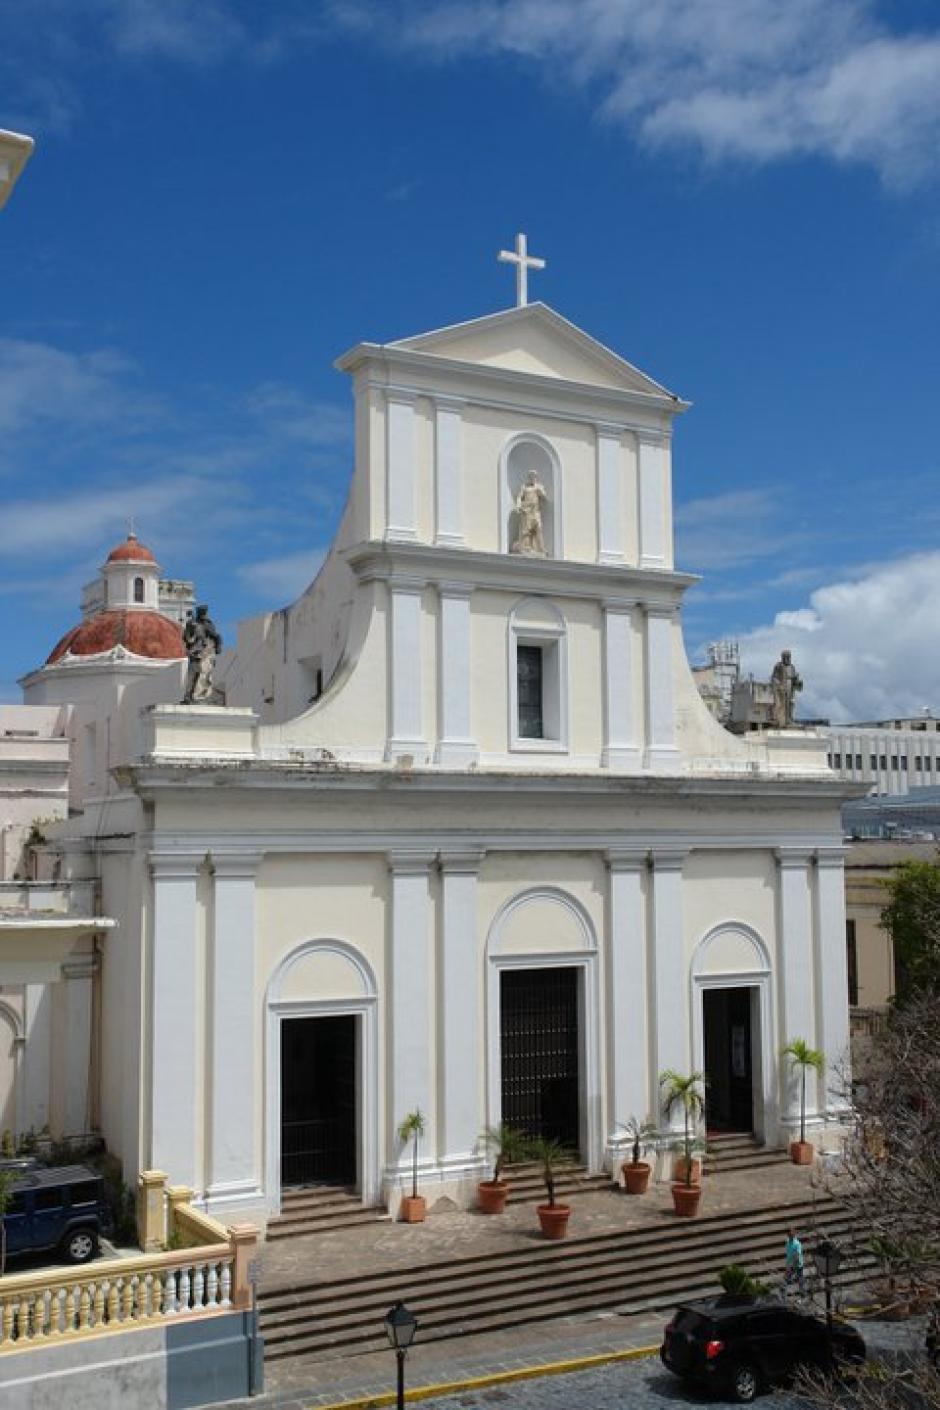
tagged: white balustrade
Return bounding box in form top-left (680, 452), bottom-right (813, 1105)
top-left (0, 1249), bottom-right (236, 1349)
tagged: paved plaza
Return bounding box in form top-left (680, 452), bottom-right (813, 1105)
top-left (212, 1158), bottom-right (856, 1409)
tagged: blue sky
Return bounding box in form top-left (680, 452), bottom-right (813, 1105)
top-left (3, 1), bottom-right (940, 721)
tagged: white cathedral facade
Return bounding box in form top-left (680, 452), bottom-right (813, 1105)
top-left (4, 293), bottom-right (851, 1226)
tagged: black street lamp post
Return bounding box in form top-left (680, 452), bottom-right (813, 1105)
top-left (813, 1238), bottom-right (843, 1334)
top-left (384, 1300), bottom-right (418, 1410)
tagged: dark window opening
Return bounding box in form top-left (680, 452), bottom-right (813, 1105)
top-left (517, 644), bottom-right (544, 739)
top-left (846, 919), bottom-right (859, 1007)
top-left (133, 576), bottom-right (145, 603)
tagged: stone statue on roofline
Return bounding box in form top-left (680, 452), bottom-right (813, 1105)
top-left (181, 604), bottom-right (225, 705)
top-left (770, 648), bottom-right (802, 728)
top-left (511, 470), bottom-right (548, 557)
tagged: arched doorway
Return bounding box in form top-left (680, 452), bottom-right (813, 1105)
top-left (265, 940), bottom-right (378, 1215)
top-left (691, 925), bottom-right (775, 1142)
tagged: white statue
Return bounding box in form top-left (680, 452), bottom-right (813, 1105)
top-left (511, 471), bottom-right (548, 557)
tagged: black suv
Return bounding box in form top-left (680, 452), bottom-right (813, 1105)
top-left (2, 1165), bottom-right (111, 1265)
top-left (661, 1296), bottom-right (866, 1402)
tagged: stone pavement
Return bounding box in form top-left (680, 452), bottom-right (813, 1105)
top-left (211, 1157), bottom-right (834, 1408)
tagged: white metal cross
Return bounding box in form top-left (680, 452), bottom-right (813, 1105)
top-left (497, 232), bottom-right (546, 308)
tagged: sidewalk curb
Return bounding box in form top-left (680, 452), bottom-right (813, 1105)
top-left (309, 1343), bottom-right (660, 1410)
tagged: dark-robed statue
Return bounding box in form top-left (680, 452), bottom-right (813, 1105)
top-left (181, 604), bottom-right (223, 705)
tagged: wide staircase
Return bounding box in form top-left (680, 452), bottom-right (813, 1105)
top-left (266, 1185), bottom-right (390, 1241)
top-left (704, 1132), bottom-right (791, 1176)
top-left (260, 1194), bottom-right (876, 1365)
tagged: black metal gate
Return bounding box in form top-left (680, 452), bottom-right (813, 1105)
top-left (500, 967), bottom-right (580, 1151)
top-left (280, 1015), bottom-right (357, 1186)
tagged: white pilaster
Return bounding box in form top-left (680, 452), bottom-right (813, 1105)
top-left (602, 597), bottom-right (641, 770)
top-left (643, 603), bottom-right (679, 771)
top-left (22, 982), bottom-right (52, 1134)
top-left (438, 850), bottom-right (484, 1175)
top-left (207, 852), bottom-right (261, 1209)
top-left (435, 582), bottom-right (478, 767)
top-left (150, 852), bottom-right (202, 1187)
top-left (814, 849), bottom-right (851, 1117)
top-left (386, 851), bottom-right (434, 1180)
top-left (61, 957), bottom-right (96, 1137)
top-left (386, 393), bottom-right (418, 543)
top-left (776, 849), bottom-right (816, 1131)
top-left (596, 424), bottom-right (625, 564)
top-left (434, 399), bottom-right (464, 547)
top-left (606, 850), bottom-right (649, 1158)
top-left (386, 576), bottom-right (429, 763)
top-left (637, 429), bottom-right (669, 569)
top-left (649, 850), bottom-right (688, 1127)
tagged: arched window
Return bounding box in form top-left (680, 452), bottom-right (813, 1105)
top-left (508, 598), bottom-right (568, 752)
top-left (499, 434), bottom-right (562, 558)
top-left (133, 576), bottom-right (145, 603)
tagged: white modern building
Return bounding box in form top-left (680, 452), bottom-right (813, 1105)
top-left (823, 716), bottom-right (940, 796)
top-left (6, 287), bottom-right (854, 1225)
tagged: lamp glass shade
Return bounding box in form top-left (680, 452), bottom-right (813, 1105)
top-left (384, 1300), bottom-right (418, 1350)
top-left (813, 1239), bottom-right (843, 1279)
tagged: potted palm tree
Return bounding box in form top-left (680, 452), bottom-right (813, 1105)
top-left (477, 1124), bottom-right (525, 1214)
top-left (617, 1116), bottom-right (658, 1195)
top-left (397, 1109), bottom-right (427, 1222)
top-left (660, 1069), bottom-right (706, 1217)
top-left (527, 1137), bottom-right (572, 1238)
top-left (782, 1038), bottom-right (825, 1164)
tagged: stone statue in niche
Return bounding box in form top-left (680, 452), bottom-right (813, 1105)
top-left (770, 648), bottom-right (802, 728)
top-left (510, 470), bottom-right (548, 557)
top-left (182, 604), bottom-right (225, 705)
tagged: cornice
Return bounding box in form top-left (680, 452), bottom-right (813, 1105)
top-left (346, 540), bottom-right (697, 603)
top-left (338, 343), bottom-right (687, 426)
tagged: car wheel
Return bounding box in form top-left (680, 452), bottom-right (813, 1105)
top-left (729, 1363), bottom-right (761, 1403)
top-left (62, 1228), bottom-right (98, 1264)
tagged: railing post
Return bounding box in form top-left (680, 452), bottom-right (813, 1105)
top-left (229, 1223), bottom-right (260, 1311)
top-left (166, 1184), bottom-right (195, 1245)
top-left (137, 1170), bottom-right (169, 1251)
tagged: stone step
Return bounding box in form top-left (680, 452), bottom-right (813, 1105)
top-left (261, 1197), bottom-right (868, 1361)
top-left (267, 1185), bottom-right (390, 1240)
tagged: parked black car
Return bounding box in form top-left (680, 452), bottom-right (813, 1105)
top-left (1, 1165), bottom-right (111, 1265)
top-left (661, 1296), bottom-right (866, 1402)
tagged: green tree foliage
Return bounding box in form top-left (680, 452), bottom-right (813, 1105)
top-left (880, 858), bottom-right (940, 1004)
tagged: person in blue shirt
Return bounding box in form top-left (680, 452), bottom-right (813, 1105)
top-left (785, 1228), bottom-right (805, 1295)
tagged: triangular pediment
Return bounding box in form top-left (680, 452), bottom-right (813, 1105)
top-left (386, 304), bottom-right (678, 400)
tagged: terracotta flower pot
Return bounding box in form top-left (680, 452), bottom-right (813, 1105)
top-left (672, 1156), bottom-right (702, 1185)
top-left (399, 1195), bottom-right (426, 1223)
top-left (537, 1203), bottom-right (571, 1239)
top-left (621, 1161), bottom-right (652, 1195)
top-left (789, 1140), bottom-right (814, 1166)
top-left (671, 1183), bottom-right (702, 1218)
top-left (477, 1180), bottom-right (510, 1215)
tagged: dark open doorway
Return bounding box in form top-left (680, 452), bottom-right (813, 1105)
top-left (500, 966), bottom-right (580, 1151)
top-left (280, 1015), bottom-right (357, 1187)
top-left (703, 987), bottom-right (754, 1133)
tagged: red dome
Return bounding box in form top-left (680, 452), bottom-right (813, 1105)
top-left (106, 533), bottom-right (156, 564)
top-left (46, 611), bottom-right (184, 665)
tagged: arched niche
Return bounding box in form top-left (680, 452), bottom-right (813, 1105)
top-left (488, 886), bottom-right (596, 957)
top-left (499, 433), bottom-right (563, 558)
top-left (692, 923), bottom-right (771, 980)
top-left (269, 938), bottom-right (377, 1005)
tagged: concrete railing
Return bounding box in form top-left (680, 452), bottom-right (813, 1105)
top-left (0, 1171), bottom-right (259, 1353)
top-left (0, 1244), bottom-right (235, 1350)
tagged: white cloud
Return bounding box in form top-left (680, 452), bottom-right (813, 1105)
top-left (0, 339), bottom-right (156, 438)
top-left (341, 0), bottom-right (940, 186)
top-left (737, 551), bottom-right (940, 722)
top-left (245, 384), bottom-right (352, 448)
top-left (239, 549), bottom-right (326, 601)
top-left (675, 487), bottom-right (810, 572)
top-left (0, 476), bottom-right (225, 557)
